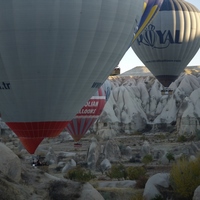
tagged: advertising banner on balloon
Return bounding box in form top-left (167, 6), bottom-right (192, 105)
top-left (77, 97), bottom-right (105, 117)
top-left (132, 0), bottom-right (200, 87)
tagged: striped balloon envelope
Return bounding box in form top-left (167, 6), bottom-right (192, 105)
top-left (132, 0), bottom-right (164, 42)
top-left (132, 0), bottom-right (200, 88)
top-left (66, 86), bottom-right (106, 143)
top-left (0, 0), bottom-right (162, 154)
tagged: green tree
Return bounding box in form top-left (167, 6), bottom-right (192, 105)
top-left (126, 166), bottom-right (146, 180)
top-left (142, 154), bottom-right (153, 166)
top-left (106, 163), bottom-right (127, 180)
top-left (66, 166), bottom-right (96, 182)
top-left (166, 152), bottom-right (175, 163)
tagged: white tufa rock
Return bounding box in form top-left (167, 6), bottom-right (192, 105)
top-left (143, 173), bottom-right (170, 200)
top-left (95, 66), bottom-right (200, 137)
top-left (61, 159), bottom-right (76, 173)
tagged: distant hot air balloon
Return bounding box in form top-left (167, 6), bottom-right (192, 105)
top-left (66, 86), bottom-right (106, 146)
top-left (132, 0), bottom-right (200, 92)
top-left (0, 0), bottom-right (162, 154)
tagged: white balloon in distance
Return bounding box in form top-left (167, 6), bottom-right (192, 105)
top-left (132, 0), bottom-right (200, 88)
top-left (0, 0), bottom-right (146, 153)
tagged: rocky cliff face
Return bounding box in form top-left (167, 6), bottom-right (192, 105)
top-left (97, 66), bottom-right (200, 136)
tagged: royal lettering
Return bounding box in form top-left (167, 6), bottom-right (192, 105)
top-left (137, 24), bottom-right (182, 49)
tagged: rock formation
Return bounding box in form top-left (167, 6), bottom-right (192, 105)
top-left (96, 66), bottom-right (200, 137)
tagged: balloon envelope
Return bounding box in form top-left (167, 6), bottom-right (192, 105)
top-left (132, 0), bottom-right (200, 87)
top-left (133, 0), bottom-right (164, 42)
top-left (66, 87), bottom-right (106, 142)
top-left (0, 0), bottom-right (154, 153)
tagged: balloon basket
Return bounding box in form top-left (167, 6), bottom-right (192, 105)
top-left (161, 88), bottom-right (173, 95)
top-left (74, 142), bottom-right (82, 148)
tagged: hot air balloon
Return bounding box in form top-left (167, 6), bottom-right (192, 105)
top-left (132, 0), bottom-right (200, 94)
top-left (66, 86), bottom-right (106, 147)
top-left (132, 0), bottom-right (164, 42)
top-left (0, 0), bottom-right (162, 154)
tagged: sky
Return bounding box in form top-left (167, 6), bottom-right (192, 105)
top-left (118, 0), bottom-right (200, 73)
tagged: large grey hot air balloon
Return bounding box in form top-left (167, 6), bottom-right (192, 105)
top-left (132, 0), bottom-right (200, 89)
top-left (0, 0), bottom-right (149, 153)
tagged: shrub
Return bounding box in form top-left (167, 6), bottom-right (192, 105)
top-left (131, 192), bottom-right (144, 200)
top-left (155, 134), bottom-right (166, 140)
top-left (170, 157), bottom-right (200, 199)
top-left (133, 131), bottom-right (143, 135)
top-left (177, 153), bottom-right (189, 162)
top-left (126, 166), bottom-right (146, 180)
top-left (142, 154), bottom-right (153, 165)
top-left (48, 180), bottom-right (81, 200)
top-left (166, 152), bottom-right (175, 163)
top-left (151, 194), bottom-right (165, 200)
top-left (106, 163), bottom-right (127, 180)
top-left (135, 176), bottom-right (148, 189)
top-left (66, 166), bottom-right (96, 182)
top-left (177, 135), bottom-right (187, 142)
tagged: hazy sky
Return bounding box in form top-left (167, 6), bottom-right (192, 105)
top-left (119, 0), bottom-right (200, 73)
